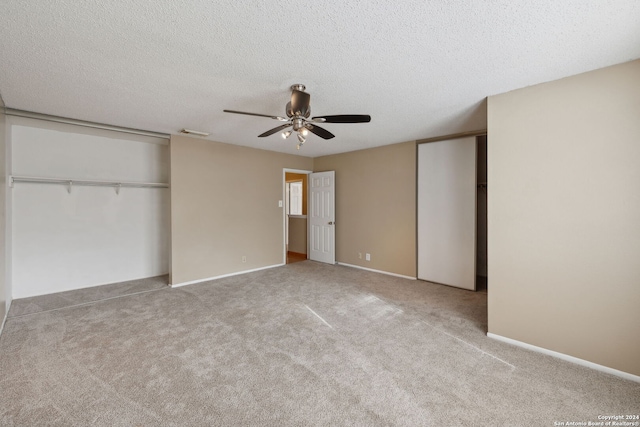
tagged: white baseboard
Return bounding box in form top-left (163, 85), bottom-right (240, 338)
top-left (0, 300), bottom-right (11, 337)
top-left (338, 262), bottom-right (416, 280)
top-left (171, 264), bottom-right (285, 288)
top-left (487, 332), bottom-right (640, 383)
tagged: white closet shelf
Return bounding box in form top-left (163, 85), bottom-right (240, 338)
top-left (10, 175), bottom-right (169, 194)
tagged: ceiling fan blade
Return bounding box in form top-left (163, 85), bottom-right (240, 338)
top-left (311, 114), bottom-right (371, 123)
top-left (223, 110), bottom-right (288, 121)
top-left (307, 124), bottom-right (335, 140)
top-left (290, 90), bottom-right (311, 118)
top-left (258, 123), bottom-right (292, 138)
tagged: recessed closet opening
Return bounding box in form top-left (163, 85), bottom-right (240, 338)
top-left (7, 115), bottom-right (170, 298)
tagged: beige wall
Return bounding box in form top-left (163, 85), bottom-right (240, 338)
top-left (170, 135), bottom-right (313, 285)
top-left (314, 141), bottom-right (416, 277)
top-left (288, 217), bottom-right (307, 254)
top-left (487, 60), bottom-right (640, 376)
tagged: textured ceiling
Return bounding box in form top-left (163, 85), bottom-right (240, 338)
top-left (1, 1), bottom-right (639, 157)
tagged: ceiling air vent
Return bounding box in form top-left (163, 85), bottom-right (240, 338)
top-left (180, 129), bottom-right (209, 137)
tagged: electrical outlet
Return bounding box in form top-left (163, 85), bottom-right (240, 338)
top-left (358, 252), bottom-right (362, 259)
top-left (365, 253), bottom-right (371, 261)
top-left (242, 256), bottom-right (247, 263)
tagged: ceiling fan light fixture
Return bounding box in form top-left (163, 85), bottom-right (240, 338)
top-left (300, 127), bottom-right (309, 137)
top-left (282, 130), bottom-right (292, 139)
top-left (297, 133), bottom-right (305, 143)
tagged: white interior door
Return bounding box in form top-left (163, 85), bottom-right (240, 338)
top-left (418, 137), bottom-right (476, 290)
top-left (309, 171), bottom-right (335, 264)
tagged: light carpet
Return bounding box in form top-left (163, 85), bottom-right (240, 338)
top-left (0, 262), bottom-right (638, 426)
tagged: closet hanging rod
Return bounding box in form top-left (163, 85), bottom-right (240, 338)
top-left (10, 175), bottom-right (169, 192)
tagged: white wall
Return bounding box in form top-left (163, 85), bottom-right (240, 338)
top-left (0, 95), bottom-right (8, 327)
top-left (10, 117), bottom-right (170, 298)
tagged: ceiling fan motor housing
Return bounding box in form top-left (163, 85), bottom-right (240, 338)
top-left (288, 89), bottom-right (311, 118)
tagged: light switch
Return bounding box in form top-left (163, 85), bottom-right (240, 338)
top-left (278, 200), bottom-right (283, 208)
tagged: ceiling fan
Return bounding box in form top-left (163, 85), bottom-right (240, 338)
top-left (223, 84), bottom-right (371, 149)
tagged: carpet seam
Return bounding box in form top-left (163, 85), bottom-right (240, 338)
top-left (8, 286), bottom-right (170, 319)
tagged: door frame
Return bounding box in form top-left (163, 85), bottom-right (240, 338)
top-left (282, 168), bottom-right (312, 264)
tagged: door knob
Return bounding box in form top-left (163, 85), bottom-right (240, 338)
top-left (328, 221), bottom-right (334, 225)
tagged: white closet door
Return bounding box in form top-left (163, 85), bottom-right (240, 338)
top-left (418, 137), bottom-right (476, 290)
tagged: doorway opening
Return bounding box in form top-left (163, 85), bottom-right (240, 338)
top-left (476, 135), bottom-right (488, 292)
top-left (283, 169), bottom-right (310, 264)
